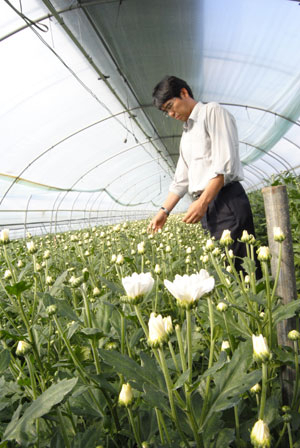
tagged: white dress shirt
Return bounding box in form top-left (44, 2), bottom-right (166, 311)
top-left (169, 102), bottom-right (244, 198)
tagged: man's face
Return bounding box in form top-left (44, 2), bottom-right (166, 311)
top-left (161, 89), bottom-right (195, 122)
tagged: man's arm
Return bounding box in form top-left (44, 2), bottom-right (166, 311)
top-left (182, 174), bottom-right (224, 224)
top-left (147, 191), bottom-right (181, 232)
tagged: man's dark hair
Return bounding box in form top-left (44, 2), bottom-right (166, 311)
top-left (152, 75), bottom-right (194, 109)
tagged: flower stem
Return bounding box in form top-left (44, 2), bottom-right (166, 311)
top-left (262, 262), bottom-right (273, 349)
top-left (186, 309), bottom-right (193, 384)
top-left (234, 406), bottom-right (241, 448)
top-left (127, 407), bottom-right (142, 448)
top-left (175, 325), bottom-right (187, 372)
top-left (291, 340), bottom-right (299, 409)
top-left (259, 362), bottom-right (268, 420)
top-left (158, 348), bottom-right (189, 448)
top-left (270, 242), bottom-right (282, 304)
top-left (200, 296), bottom-right (215, 427)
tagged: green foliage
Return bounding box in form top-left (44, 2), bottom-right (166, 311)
top-left (0, 215), bottom-right (299, 447)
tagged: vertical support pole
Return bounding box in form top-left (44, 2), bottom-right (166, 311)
top-left (262, 185), bottom-right (297, 405)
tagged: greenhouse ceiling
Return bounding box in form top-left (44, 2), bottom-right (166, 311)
top-left (1, 0), bottom-right (300, 236)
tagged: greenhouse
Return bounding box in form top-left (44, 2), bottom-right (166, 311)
top-left (1, 0), bottom-right (300, 446)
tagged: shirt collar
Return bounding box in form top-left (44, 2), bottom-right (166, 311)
top-left (183, 101), bottom-right (202, 131)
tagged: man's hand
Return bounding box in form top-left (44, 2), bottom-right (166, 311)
top-left (147, 210), bottom-right (168, 233)
top-left (182, 199), bottom-right (208, 224)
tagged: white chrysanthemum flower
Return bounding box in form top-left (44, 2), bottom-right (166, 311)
top-left (122, 272), bottom-right (154, 304)
top-left (250, 419), bottom-right (271, 447)
top-left (164, 269), bottom-right (215, 309)
top-left (252, 334), bottom-right (271, 363)
top-left (148, 313), bottom-right (172, 347)
top-left (118, 383), bottom-right (133, 406)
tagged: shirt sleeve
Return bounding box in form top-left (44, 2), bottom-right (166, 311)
top-left (205, 103), bottom-right (240, 184)
top-left (169, 146), bottom-right (189, 198)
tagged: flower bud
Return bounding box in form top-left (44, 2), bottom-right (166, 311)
top-left (205, 239), bottom-right (214, 252)
top-left (46, 276), bottom-right (54, 286)
top-left (165, 245), bottom-right (171, 253)
top-left (228, 249), bottom-right (234, 258)
top-left (118, 383), bottom-right (133, 406)
top-left (17, 260), bottom-right (24, 268)
top-left (212, 247), bottom-right (221, 256)
top-left (43, 250), bottom-right (51, 260)
top-left (240, 230), bottom-right (251, 243)
top-left (116, 254), bottom-right (124, 265)
top-left (186, 247), bottom-right (192, 254)
top-left (27, 241), bottom-right (37, 254)
top-left (16, 340), bottom-right (31, 356)
top-left (257, 246), bottom-right (271, 261)
top-left (0, 228), bottom-right (10, 244)
top-left (273, 227), bottom-right (285, 242)
top-left (220, 229), bottom-right (233, 246)
top-left (216, 302), bottom-right (228, 312)
top-left (93, 287), bottom-right (101, 297)
top-left (137, 242), bottom-right (145, 254)
top-left (46, 304), bottom-right (57, 316)
top-left (250, 383), bottom-right (261, 394)
top-left (252, 334), bottom-right (271, 363)
top-left (288, 330), bottom-right (300, 341)
top-left (154, 264), bottom-right (161, 275)
top-left (4, 270), bottom-right (12, 279)
top-left (69, 275), bottom-right (83, 288)
top-left (221, 340), bottom-right (230, 351)
top-left (245, 275), bottom-right (250, 284)
top-left (250, 419), bottom-right (270, 448)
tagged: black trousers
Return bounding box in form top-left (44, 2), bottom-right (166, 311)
top-left (201, 182), bottom-right (260, 276)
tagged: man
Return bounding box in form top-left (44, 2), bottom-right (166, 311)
top-left (148, 75), bottom-right (257, 274)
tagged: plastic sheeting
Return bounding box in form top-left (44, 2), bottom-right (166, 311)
top-left (1, 0), bottom-right (300, 236)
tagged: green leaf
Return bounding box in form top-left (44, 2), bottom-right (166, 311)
top-left (98, 275), bottom-right (123, 294)
top-left (273, 300), bottom-right (300, 325)
top-left (3, 378), bottom-right (78, 444)
top-left (99, 349), bottom-right (165, 394)
top-left (213, 428), bottom-right (235, 448)
top-left (143, 383), bottom-right (170, 416)
top-left (80, 328), bottom-right (104, 339)
top-left (202, 341), bottom-right (261, 428)
top-left (173, 369), bottom-right (190, 390)
top-left (5, 281), bottom-right (31, 296)
top-left (0, 349), bottom-right (10, 374)
top-left (49, 271), bottom-right (68, 296)
top-left (71, 424), bottom-right (104, 448)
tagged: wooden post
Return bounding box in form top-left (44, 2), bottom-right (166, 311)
top-left (261, 185), bottom-right (297, 405)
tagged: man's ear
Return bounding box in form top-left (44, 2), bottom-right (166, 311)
top-left (180, 88), bottom-right (190, 99)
